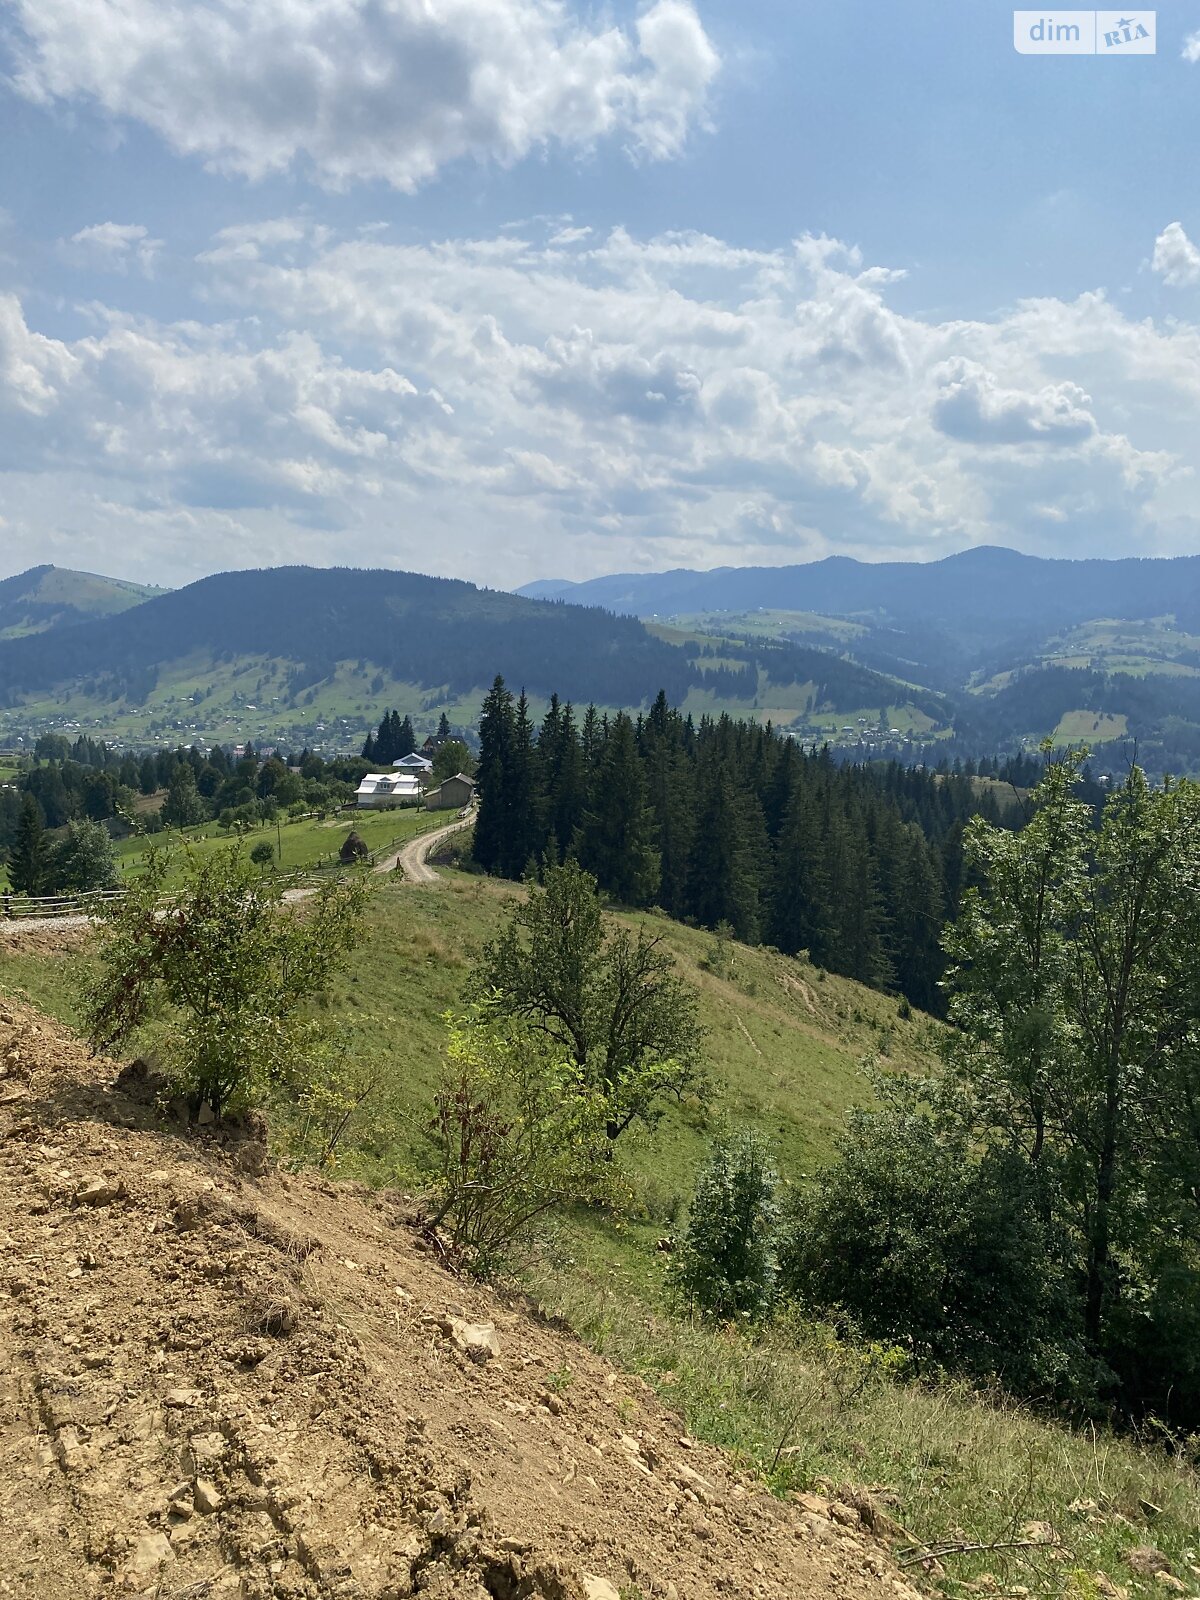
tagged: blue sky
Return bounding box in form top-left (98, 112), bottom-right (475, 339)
top-left (1, 0), bottom-right (1199, 587)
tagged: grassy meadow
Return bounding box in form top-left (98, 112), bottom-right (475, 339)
top-left (0, 803), bottom-right (438, 892)
top-left (2, 865), bottom-right (1198, 1597)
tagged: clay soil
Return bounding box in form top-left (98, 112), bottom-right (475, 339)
top-left (0, 996), bottom-right (927, 1600)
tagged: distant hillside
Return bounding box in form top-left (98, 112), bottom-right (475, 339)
top-left (0, 565), bottom-right (163, 640)
top-left (0, 565), bottom-right (947, 751)
top-left (518, 547), bottom-right (1200, 637)
top-left (0, 566), bottom-right (693, 710)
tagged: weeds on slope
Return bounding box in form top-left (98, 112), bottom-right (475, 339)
top-left (534, 1266), bottom-right (1200, 1600)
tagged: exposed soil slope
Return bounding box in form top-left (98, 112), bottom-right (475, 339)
top-left (0, 997), bottom-right (925, 1600)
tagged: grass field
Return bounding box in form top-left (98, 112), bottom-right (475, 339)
top-left (0, 805), bottom-right (438, 893)
top-left (2, 869), bottom-right (1197, 1596)
top-left (1051, 711), bottom-right (1129, 745)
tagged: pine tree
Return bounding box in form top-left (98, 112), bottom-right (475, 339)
top-left (436, 712), bottom-right (451, 742)
top-left (687, 753), bottom-right (759, 940)
top-left (8, 794), bottom-right (48, 895)
top-left (574, 714), bottom-right (660, 907)
top-left (472, 677), bottom-right (516, 874)
top-left (504, 691), bottom-right (541, 877)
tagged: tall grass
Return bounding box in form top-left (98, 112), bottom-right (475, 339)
top-left (534, 1267), bottom-right (1200, 1598)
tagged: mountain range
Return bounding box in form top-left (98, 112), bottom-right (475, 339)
top-left (5, 549), bottom-right (1200, 775)
top-left (517, 546), bottom-right (1200, 637)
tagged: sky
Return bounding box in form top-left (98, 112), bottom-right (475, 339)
top-left (1, 0), bottom-right (1199, 590)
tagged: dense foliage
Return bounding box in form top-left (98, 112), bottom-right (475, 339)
top-left (471, 679), bottom-right (1016, 1010)
top-left (0, 735), bottom-right (370, 873)
top-left (671, 1129), bottom-right (780, 1320)
top-left (471, 860), bottom-right (705, 1140)
top-left (785, 755), bottom-right (1200, 1425)
top-left (81, 843), bottom-right (370, 1117)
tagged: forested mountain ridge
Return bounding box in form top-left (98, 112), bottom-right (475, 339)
top-left (0, 565), bottom-right (947, 748)
top-left (0, 565), bottom-right (162, 640)
top-left (518, 546), bottom-right (1200, 632)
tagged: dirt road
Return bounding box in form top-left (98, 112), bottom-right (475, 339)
top-left (374, 814), bottom-right (473, 885)
top-left (0, 817), bottom-right (475, 944)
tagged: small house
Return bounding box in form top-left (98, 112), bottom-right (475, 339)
top-left (392, 752), bottom-right (433, 778)
top-left (356, 773), bottom-right (420, 808)
top-left (424, 773), bottom-right (476, 811)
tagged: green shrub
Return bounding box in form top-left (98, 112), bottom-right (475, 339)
top-left (671, 1128), bottom-right (780, 1320)
top-left (81, 842), bottom-right (370, 1118)
top-left (430, 1013), bottom-right (621, 1272)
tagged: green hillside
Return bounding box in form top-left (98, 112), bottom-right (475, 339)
top-left (0, 564), bottom-right (163, 640)
top-left (0, 566), bottom-right (950, 755)
top-left (4, 869), bottom-right (1198, 1598)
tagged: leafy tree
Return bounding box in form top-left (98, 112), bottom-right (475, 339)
top-left (671, 1129), bottom-right (780, 1320)
top-left (45, 818), bottom-right (118, 894)
top-left (7, 794), bottom-right (48, 895)
top-left (81, 844), bottom-right (370, 1118)
top-left (790, 753), bottom-right (1200, 1421)
top-left (472, 860), bottom-right (704, 1140)
top-left (780, 1074), bottom-right (1083, 1393)
top-left (161, 762), bottom-right (208, 828)
top-left (431, 738), bottom-right (472, 783)
top-left (430, 1013), bottom-right (616, 1270)
top-left (250, 839), bottom-right (276, 870)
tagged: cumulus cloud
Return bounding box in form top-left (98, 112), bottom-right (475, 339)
top-left (65, 221), bottom-right (163, 276)
top-left (2, 223), bottom-right (1197, 584)
top-left (1184, 30), bottom-right (1200, 61)
top-left (932, 360), bottom-right (1097, 445)
top-left (1152, 221), bottom-right (1200, 287)
top-left (9, 0), bottom-right (719, 191)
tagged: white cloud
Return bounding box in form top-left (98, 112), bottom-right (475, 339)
top-left (1183, 30), bottom-right (1200, 62)
top-left (1152, 221), bottom-right (1200, 287)
top-left (3, 221), bottom-right (1199, 585)
top-left (932, 360), bottom-right (1097, 444)
top-left (10, 0), bottom-right (719, 192)
top-left (65, 221), bottom-right (163, 276)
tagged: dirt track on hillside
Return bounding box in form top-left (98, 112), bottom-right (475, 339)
top-left (0, 994), bottom-right (928, 1600)
top-left (373, 815), bottom-right (472, 885)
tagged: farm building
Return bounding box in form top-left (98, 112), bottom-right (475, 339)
top-left (424, 773), bottom-right (476, 811)
top-left (392, 752), bottom-right (433, 776)
top-left (356, 773), bottom-right (420, 808)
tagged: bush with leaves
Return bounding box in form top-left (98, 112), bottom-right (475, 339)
top-left (670, 1128), bottom-right (780, 1320)
top-left (287, 1030), bottom-right (382, 1170)
top-left (81, 842), bottom-right (370, 1118)
top-left (430, 1011), bottom-right (620, 1271)
top-left (779, 1071), bottom-right (1086, 1395)
top-left (472, 859), bottom-right (706, 1141)
top-left (44, 818), bottom-right (119, 894)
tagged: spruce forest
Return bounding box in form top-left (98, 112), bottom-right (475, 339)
top-left (471, 678), bottom-right (1029, 1013)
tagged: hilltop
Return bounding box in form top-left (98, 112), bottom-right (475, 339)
top-left (0, 565), bottom-right (164, 641)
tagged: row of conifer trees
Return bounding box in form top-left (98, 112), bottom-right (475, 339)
top-left (471, 679), bottom-right (1017, 1012)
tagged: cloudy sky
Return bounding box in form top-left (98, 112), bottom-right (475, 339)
top-left (1, 0), bottom-right (1200, 588)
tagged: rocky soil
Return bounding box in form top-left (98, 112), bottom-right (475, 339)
top-left (0, 995), bottom-right (930, 1600)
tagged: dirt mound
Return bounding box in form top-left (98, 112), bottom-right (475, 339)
top-left (0, 996), bottom-right (925, 1600)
